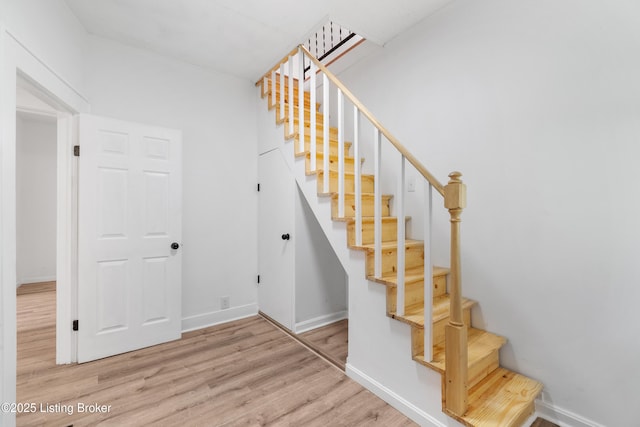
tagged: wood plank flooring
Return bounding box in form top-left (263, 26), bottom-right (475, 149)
top-left (16, 281), bottom-right (56, 295)
top-left (17, 288), bottom-right (416, 426)
top-left (299, 319), bottom-right (348, 368)
top-left (530, 418), bottom-right (560, 427)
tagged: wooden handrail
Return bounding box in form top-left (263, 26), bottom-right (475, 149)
top-left (298, 45), bottom-right (445, 196)
top-left (255, 46), bottom-right (300, 87)
top-left (256, 44), bottom-right (445, 195)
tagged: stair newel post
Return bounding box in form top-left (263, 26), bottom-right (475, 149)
top-left (309, 59), bottom-right (317, 171)
top-left (322, 74), bottom-right (330, 193)
top-left (288, 56), bottom-right (294, 136)
top-left (298, 48), bottom-right (305, 154)
top-left (444, 171), bottom-right (468, 416)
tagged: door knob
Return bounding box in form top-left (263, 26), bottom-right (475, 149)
top-left (171, 242), bottom-right (180, 250)
top-left (281, 234), bottom-right (290, 240)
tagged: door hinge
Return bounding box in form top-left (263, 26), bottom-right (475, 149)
top-left (72, 319), bottom-right (79, 331)
top-left (257, 183), bottom-right (260, 192)
top-left (73, 145), bottom-right (80, 157)
top-left (257, 275), bottom-right (260, 284)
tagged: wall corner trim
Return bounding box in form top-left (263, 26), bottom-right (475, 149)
top-left (345, 363), bottom-right (446, 427)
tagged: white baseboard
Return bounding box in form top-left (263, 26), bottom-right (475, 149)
top-left (181, 303), bottom-right (258, 333)
top-left (294, 310), bottom-right (348, 334)
top-left (535, 400), bottom-right (606, 427)
top-left (346, 363), bottom-right (445, 427)
top-left (17, 275), bottom-right (56, 287)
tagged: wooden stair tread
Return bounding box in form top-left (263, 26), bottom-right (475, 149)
top-left (415, 328), bottom-right (506, 374)
top-left (286, 129), bottom-right (339, 142)
top-left (295, 144), bottom-right (352, 159)
top-left (296, 137), bottom-right (352, 147)
top-left (316, 169), bottom-right (374, 179)
top-left (360, 239), bottom-right (422, 251)
top-left (372, 265), bottom-right (449, 285)
top-left (346, 216), bottom-right (412, 248)
top-left (346, 216), bottom-right (405, 224)
top-left (288, 116), bottom-right (337, 128)
top-left (452, 368), bottom-right (543, 427)
top-left (267, 94), bottom-right (319, 110)
top-left (394, 295), bottom-right (476, 328)
top-left (305, 152), bottom-right (360, 163)
top-left (330, 192), bottom-right (393, 201)
top-left (331, 192), bottom-right (392, 221)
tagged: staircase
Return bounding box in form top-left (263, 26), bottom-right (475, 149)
top-left (257, 45), bottom-right (542, 427)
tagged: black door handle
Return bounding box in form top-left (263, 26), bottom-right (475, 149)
top-left (281, 234), bottom-right (290, 240)
top-left (171, 242), bottom-right (180, 250)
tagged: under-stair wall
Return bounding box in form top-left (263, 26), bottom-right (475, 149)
top-left (256, 86), bottom-right (460, 427)
top-left (294, 187), bottom-right (348, 333)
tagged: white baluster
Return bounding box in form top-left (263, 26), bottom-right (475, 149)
top-left (310, 61), bottom-right (317, 171)
top-left (323, 75), bottom-right (330, 193)
top-left (424, 183), bottom-right (434, 362)
top-left (298, 49), bottom-right (304, 153)
top-left (279, 63), bottom-right (285, 123)
top-left (396, 155), bottom-right (406, 317)
top-left (270, 69), bottom-right (276, 108)
top-left (374, 128), bottom-right (382, 278)
top-left (288, 57), bottom-right (294, 136)
top-left (337, 89), bottom-right (345, 218)
top-left (354, 107), bottom-right (362, 247)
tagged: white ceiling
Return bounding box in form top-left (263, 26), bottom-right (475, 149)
top-left (64, 0), bottom-right (452, 81)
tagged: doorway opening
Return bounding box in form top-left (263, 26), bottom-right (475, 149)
top-left (15, 93), bottom-right (59, 378)
top-left (14, 72), bottom-right (78, 371)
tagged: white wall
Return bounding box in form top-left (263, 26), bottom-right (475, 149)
top-left (295, 186), bottom-right (347, 331)
top-left (335, 1), bottom-right (640, 425)
top-left (84, 35), bottom-right (259, 330)
top-left (2, 0), bottom-right (87, 93)
top-left (16, 114), bottom-right (57, 286)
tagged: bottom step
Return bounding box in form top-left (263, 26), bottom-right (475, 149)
top-left (449, 368), bottom-right (543, 427)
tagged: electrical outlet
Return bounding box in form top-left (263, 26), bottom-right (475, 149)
top-left (407, 176), bottom-right (416, 192)
top-left (221, 296), bottom-right (230, 310)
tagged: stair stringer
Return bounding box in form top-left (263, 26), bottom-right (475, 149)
top-left (256, 90), bottom-right (461, 427)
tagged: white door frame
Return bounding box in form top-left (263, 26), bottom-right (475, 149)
top-left (1, 25), bottom-right (90, 426)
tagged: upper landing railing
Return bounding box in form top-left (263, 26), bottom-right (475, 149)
top-left (303, 21), bottom-right (359, 78)
top-left (255, 45), bottom-right (469, 416)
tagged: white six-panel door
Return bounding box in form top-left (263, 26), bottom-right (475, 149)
top-left (78, 114), bottom-right (182, 362)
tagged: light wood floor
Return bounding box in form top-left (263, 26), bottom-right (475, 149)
top-left (17, 287), bottom-right (416, 426)
top-left (531, 418), bottom-right (560, 427)
top-left (299, 319), bottom-right (348, 368)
